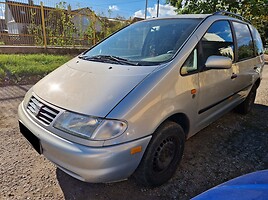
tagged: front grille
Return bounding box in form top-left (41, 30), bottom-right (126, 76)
top-left (27, 96), bottom-right (60, 125)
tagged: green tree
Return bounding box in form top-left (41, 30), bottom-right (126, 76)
top-left (167, 0), bottom-right (268, 44)
top-left (28, 2), bottom-right (76, 46)
top-left (45, 2), bottom-right (76, 46)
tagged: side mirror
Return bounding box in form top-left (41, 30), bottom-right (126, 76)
top-left (205, 55), bottom-right (232, 69)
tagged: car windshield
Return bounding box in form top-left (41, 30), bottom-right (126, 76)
top-left (81, 18), bottom-right (202, 66)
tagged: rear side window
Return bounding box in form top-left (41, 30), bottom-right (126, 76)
top-left (233, 22), bottom-right (255, 61)
top-left (201, 21), bottom-right (234, 62)
top-left (251, 26), bottom-right (264, 55)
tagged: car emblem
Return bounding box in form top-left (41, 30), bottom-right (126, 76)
top-left (34, 104), bottom-right (43, 117)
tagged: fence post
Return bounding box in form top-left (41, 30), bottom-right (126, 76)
top-left (93, 14), bottom-right (96, 45)
top-left (40, 2), bottom-right (47, 48)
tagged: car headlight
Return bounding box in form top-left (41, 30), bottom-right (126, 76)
top-left (53, 111), bottom-right (127, 141)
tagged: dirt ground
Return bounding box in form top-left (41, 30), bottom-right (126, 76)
top-left (0, 65), bottom-right (267, 200)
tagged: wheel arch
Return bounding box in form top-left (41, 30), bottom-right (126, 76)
top-left (162, 113), bottom-right (190, 139)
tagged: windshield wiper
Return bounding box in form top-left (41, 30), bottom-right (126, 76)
top-left (79, 55), bottom-right (140, 66)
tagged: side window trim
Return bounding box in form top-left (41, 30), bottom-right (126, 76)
top-left (229, 20), bottom-right (238, 63)
top-left (248, 24), bottom-right (257, 57)
top-left (197, 41), bottom-right (206, 72)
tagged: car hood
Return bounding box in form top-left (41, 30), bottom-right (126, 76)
top-left (33, 57), bottom-right (159, 117)
top-left (192, 170), bottom-right (268, 200)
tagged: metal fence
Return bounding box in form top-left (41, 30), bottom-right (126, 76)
top-left (0, 1), bottom-right (129, 48)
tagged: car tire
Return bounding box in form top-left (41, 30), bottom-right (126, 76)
top-left (235, 85), bottom-right (257, 115)
top-left (134, 121), bottom-right (185, 186)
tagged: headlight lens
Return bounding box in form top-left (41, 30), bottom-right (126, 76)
top-left (53, 111), bottom-right (127, 140)
top-left (91, 120), bottom-right (127, 140)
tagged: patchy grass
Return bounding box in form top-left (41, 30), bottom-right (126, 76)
top-left (0, 54), bottom-right (72, 76)
top-left (0, 68), bottom-right (5, 81)
top-left (0, 54), bottom-right (72, 85)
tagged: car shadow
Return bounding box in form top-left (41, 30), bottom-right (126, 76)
top-left (56, 168), bottom-right (163, 200)
top-left (56, 103), bottom-right (268, 200)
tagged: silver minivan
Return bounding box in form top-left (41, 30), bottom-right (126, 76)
top-left (18, 12), bottom-right (265, 186)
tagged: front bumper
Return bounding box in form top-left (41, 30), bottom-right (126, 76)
top-left (18, 102), bottom-right (151, 183)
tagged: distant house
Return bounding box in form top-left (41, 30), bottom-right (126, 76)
top-left (4, 1), bottom-right (102, 35)
top-left (0, 18), bottom-right (7, 33)
top-left (5, 0), bottom-right (50, 34)
top-left (131, 17), bottom-right (144, 23)
top-left (100, 16), bottom-right (130, 26)
top-left (99, 16), bottom-right (130, 34)
top-left (71, 7), bottom-right (102, 34)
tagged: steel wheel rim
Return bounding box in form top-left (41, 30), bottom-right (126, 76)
top-left (153, 136), bottom-right (177, 172)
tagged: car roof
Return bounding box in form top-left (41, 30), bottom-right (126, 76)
top-left (158, 14), bottom-right (211, 19)
top-left (143, 14), bottom-right (211, 21)
top-left (140, 13), bottom-right (250, 25)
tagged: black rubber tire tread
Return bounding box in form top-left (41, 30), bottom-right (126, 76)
top-left (134, 121), bottom-right (185, 187)
top-left (235, 85), bottom-right (257, 115)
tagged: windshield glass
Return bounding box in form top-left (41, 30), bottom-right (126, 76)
top-left (82, 18), bottom-right (202, 66)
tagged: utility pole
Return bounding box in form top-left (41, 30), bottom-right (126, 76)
top-left (145, 0), bottom-right (148, 19)
top-left (156, 0), bottom-right (160, 17)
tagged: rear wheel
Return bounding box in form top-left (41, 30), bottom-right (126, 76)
top-left (134, 121), bottom-right (185, 186)
top-left (235, 85), bottom-right (257, 115)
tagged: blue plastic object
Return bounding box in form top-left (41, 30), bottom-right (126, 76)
top-left (192, 170), bottom-right (268, 200)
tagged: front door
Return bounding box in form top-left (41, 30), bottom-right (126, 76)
top-left (197, 20), bottom-right (237, 129)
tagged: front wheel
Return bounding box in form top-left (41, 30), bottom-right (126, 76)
top-left (134, 121), bottom-right (185, 186)
top-left (235, 85), bottom-right (257, 115)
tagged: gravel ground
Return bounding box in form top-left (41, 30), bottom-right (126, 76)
top-left (0, 65), bottom-right (268, 200)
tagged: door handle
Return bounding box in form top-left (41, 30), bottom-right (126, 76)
top-left (231, 73), bottom-right (237, 79)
